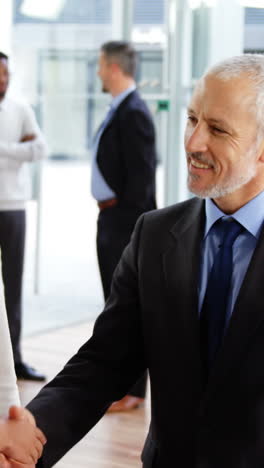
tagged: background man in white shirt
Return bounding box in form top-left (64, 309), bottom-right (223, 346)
top-left (0, 51), bottom-right (47, 381)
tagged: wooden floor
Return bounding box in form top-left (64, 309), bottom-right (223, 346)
top-left (18, 322), bottom-right (150, 467)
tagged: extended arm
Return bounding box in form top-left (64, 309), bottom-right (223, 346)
top-left (26, 215), bottom-right (147, 467)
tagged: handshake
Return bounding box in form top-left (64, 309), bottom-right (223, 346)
top-left (0, 406), bottom-right (46, 468)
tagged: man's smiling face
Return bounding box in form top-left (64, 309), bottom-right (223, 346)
top-left (184, 73), bottom-right (264, 209)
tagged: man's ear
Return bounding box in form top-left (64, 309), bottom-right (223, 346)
top-left (111, 63), bottom-right (120, 75)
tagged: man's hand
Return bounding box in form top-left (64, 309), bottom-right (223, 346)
top-left (8, 407), bottom-right (35, 427)
top-left (20, 134), bottom-right (36, 143)
top-left (0, 406), bottom-right (46, 467)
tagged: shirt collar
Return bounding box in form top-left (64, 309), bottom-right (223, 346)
top-left (205, 190), bottom-right (264, 239)
top-left (111, 84), bottom-right (136, 111)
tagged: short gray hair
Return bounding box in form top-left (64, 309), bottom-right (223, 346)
top-left (206, 54), bottom-right (264, 138)
top-left (101, 41), bottom-right (137, 77)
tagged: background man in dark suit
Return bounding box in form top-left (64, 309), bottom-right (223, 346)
top-left (91, 41), bottom-right (157, 411)
top-left (4, 53), bottom-right (264, 468)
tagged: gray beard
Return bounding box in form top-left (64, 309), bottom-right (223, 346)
top-left (187, 144), bottom-right (258, 200)
top-left (188, 164), bottom-right (257, 199)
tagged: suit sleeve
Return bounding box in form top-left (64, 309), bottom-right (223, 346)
top-left (27, 215), bottom-right (147, 468)
top-left (119, 108), bottom-right (156, 209)
top-left (0, 104), bottom-right (48, 163)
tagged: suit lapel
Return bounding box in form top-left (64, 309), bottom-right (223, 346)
top-left (101, 111), bottom-right (116, 134)
top-left (162, 199), bottom-right (205, 347)
top-left (100, 91), bottom-right (136, 136)
top-left (94, 112), bottom-right (116, 141)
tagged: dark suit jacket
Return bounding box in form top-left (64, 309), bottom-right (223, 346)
top-left (28, 197), bottom-right (264, 467)
top-left (96, 89), bottom-right (156, 219)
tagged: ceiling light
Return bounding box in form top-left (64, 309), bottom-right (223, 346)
top-left (240, 0), bottom-right (264, 6)
top-left (188, 0), bottom-right (217, 8)
top-left (20, 0), bottom-right (65, 19)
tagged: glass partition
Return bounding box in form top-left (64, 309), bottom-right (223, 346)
top-left (10, 0), bottom-right (168, 333)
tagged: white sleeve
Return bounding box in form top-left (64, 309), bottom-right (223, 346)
top-left (0, 268), bottom-right (20, 417)
top-left (0, 104), bottom-right (48, 163)
top-left (0, 158), bottom-right (22, 170)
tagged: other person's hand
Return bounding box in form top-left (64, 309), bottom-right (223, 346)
top-left (0, 405), bottom-right (46, 466)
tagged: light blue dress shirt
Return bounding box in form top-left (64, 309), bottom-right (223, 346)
top-left (198, 190), bottom-right (264, 327)
top-left (91, 85), bottom-right (136, 202)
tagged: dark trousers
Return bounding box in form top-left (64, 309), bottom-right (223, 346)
top-left (96, 206), bottom-right (147, 399)
top-left (0, 210), bottom-right (25, 364)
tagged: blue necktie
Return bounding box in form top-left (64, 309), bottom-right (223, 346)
top-left (200, 218), bottom-right (243, 372)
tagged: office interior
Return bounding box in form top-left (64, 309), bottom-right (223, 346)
top-left (0, 0), bottom-right (263, 337)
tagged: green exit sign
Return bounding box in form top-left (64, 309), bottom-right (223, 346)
top-left (157, 99), bottom-right (169, 111)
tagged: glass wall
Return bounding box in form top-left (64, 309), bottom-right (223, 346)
top-left (12, 0), bottom-right (168, 165)
top-left (9, 0), bottom-right (169, 333)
